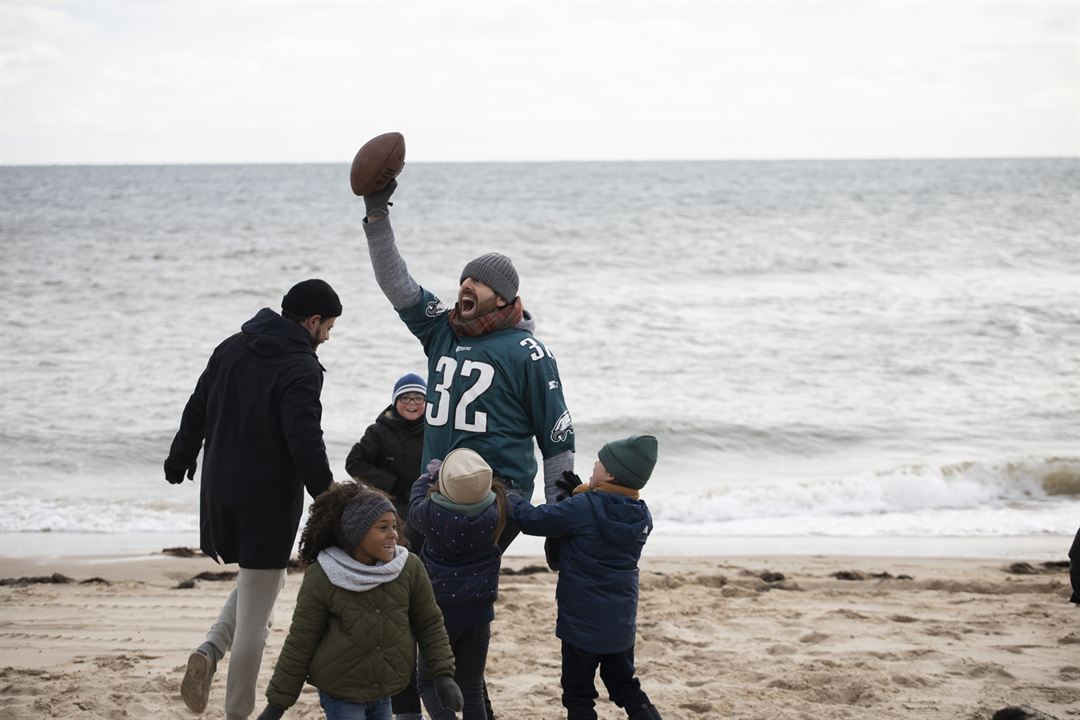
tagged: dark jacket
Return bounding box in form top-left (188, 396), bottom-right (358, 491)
top-left (266, 553), bottom-right (454, 709)
top-left (167, 308), bottom-right (334, 568)
top-left (345, 405), bottom-right (424, 519)
top-left (408, 471), bottom-right (502, 627)
top-left (508, 489), bottom-right (652, 654)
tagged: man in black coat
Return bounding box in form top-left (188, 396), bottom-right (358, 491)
top-left (164, 279), bottom-right (341, 720)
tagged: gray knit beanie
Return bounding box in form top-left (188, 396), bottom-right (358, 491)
top-left (460, 253), bottom-right (519, 302)
top-left (334, 492), bottom-right (395, 553)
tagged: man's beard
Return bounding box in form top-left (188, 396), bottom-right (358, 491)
top-left (457, 290), bottom-right (500, 319)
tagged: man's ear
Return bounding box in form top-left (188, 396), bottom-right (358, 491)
top-left (495, 296), bottom-right (509, 308)
top-left (303, 315), bottom-right (322, 332)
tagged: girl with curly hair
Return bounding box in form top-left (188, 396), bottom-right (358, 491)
top-left (255, 483), bottom-right (463, 720)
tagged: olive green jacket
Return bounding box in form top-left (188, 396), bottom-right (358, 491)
top-left (266, 552), bottom-right (454, 708)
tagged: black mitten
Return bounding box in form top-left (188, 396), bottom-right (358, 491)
top-left (433, 674), bottom-right (463, 711)
top-left (364, 178), bottom-right (397, 221)
top-left (555, 471), bottom-right (583, 501)
top-left (254, 703), bottom-right (285, 720)
top-left (164, 457), bottom-right (196, 485)
top-left (544, 537), bottom-right (561, 572)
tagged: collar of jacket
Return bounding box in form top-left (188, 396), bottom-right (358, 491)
top-left (572, 481), bottom-right (640, 501)
top-left (382, 405), bottom-right (425, 431)
top-left (431, 490), bottom-right (496, 517)
top-left (241, 307), bottom-right (326, 368)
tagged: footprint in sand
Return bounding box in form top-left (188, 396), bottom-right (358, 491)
top-left (887, 614), bottom-right (919, 623)
top-left (948, 660), bottom-right (1015, 679)
top-left (890, 672), bottom-right (936, 688)
top-left (766, 644), bottom-right (797, 656)
top-left (678, 701), bottom-right (714, 714)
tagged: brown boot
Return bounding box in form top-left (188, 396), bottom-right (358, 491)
top-left (180, 648), bottom-right (216, 713)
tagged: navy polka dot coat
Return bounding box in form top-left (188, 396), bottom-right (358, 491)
top-left (408, 471), bottom-right (503, 627)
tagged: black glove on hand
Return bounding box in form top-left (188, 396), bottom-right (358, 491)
top-left (364, 178), bottom-right (397, 221)
top-left (555, 471), bottom-right (583, 501)
top-left (163, 457), bottom-right (196, 485)
top-left (433, 674), bottom-right (464, 712)
top-left (255, 704), bottom-right (285, 720)
top-left (544, 537), bottom-right (562, 572)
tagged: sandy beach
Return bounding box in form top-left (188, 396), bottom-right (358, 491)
top-left (0, 550), bottom-right (1077, 720)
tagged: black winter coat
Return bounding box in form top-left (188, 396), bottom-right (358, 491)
top-left (167, 308), bottom-right (334, 568)
top-left (344, 406), bottom-right (424, 520)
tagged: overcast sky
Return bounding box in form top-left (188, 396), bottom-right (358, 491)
top-left (1, 1), bottom-right (1077, 165)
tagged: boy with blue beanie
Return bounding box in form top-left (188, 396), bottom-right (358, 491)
top-left (507, 435), bottom-right (662, 720)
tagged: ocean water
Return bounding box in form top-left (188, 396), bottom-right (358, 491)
top-left (1, 159), bottom-right (1077, 558)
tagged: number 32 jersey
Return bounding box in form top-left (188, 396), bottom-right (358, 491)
top-left (399, 288), bottom-right (575, 499)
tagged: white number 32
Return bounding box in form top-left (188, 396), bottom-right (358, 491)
top-left (425, 357), bottom-right (495, 432)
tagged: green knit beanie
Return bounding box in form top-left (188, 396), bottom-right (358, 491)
top-left (597, 434), bottom-right (658, 490)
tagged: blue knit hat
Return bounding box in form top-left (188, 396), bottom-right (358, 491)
top-left (392, 373), bottom-right (427, 402)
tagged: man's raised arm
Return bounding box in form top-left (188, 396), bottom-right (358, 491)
top-left (362, 180), bottom-right (422, 311)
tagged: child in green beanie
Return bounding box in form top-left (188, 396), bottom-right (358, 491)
top-left (507, 434), bottom-right (663, 720)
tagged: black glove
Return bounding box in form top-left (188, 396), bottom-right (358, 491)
top-left (544, 471), bottom-right (581, 571)
top-left (544, 537), bottom-right (561, 572)
top-left (433, 674), bottom-right (463, 712)
top-left (163, 456), bottom-right (197, 485)
top-left (364, 178), bottom-right (397, 221)
top-left (555, 471), bottom-right (583, 501)
top-left (255, 704), bottom-right (285, 720)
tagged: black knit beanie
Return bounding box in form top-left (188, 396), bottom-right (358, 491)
top-left (460, 253), bottom-right (519, 302)
top-left (282, 279), bottom-right (342, 318)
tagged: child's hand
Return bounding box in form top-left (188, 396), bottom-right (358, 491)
top-left (544, 537), bottom-right (562, 572)
top-left (434, 675), bottom-right (464, 712)
top-left (555, 471), bottom-right (583, 501)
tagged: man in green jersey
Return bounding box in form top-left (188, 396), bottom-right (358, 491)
top-left (360, 179), bottom-right (575, 553)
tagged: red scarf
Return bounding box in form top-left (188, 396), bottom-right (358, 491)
top-left (448, 297), bottom-right (524, 338)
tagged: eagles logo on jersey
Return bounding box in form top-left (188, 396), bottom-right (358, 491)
top-left (550, 410), bottom-right (574, 443)
top-left (425, 299), bottom-right (448, 318)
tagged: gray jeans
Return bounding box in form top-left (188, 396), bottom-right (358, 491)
top-left (204, 567), bottom-right (287, 720)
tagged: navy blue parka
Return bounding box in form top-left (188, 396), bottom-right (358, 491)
top-left (508, 489), bottom-right (652, 654)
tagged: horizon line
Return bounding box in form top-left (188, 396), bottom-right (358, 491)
top-left (1, 154), bottom-right (1077, 169)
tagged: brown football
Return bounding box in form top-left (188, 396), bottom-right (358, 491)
top-left (350, 132), bottom-right (406, 196)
